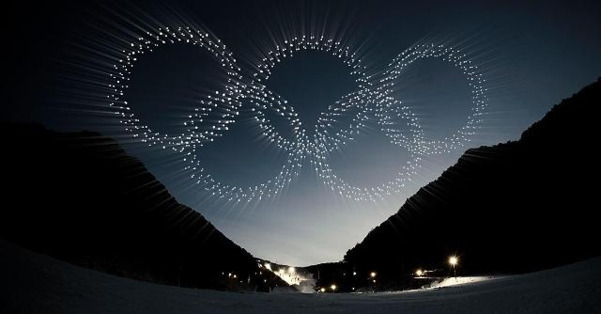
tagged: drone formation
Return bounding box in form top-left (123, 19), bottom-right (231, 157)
top-left (105, 21), bottom-right (488, 205)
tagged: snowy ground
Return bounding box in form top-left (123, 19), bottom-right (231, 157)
top-left (419, 276), bottom-right (500, 290)
top-left (1, 240), bottom-right (600, 314)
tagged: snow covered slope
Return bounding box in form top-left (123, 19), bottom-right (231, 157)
top-left (1, 240), bottom-right (600, 313)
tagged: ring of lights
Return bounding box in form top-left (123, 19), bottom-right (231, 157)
top-left (108, 25), bottom-right (488, 203)
top-left (109, 26), bottom-right (244, 150)
top-left (247, 35), bottom-right (377, 158)
top-left (186, 83), bottom-right (307, 203)
top-left (376, 44), bottom-right (487, 155)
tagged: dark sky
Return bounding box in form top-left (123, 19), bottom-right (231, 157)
top-left (4, 0), bottom-right (601, 265)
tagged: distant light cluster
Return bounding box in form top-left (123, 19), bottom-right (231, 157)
top-left (107, 23), bottom-right (488, 204)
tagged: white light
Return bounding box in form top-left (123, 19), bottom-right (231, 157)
top-left (449, 256), bottom-right (459, 266)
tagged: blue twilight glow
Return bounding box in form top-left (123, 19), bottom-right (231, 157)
top-left (19, 0), bottom-right (597, 266)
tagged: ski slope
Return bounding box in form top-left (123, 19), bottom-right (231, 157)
top-left (1, 239), bottom-right (600, 313)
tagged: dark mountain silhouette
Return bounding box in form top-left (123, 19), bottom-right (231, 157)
top-left (0, 124), bottom-right (287, 291)
top-left (340, 78), bottom-right (601, 290)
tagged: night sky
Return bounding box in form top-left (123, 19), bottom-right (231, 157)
top-left (4, 0), bottom-right (601, 266)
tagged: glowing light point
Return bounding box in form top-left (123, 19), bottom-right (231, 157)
top-left (449, 256), bottom-right (458, 266)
